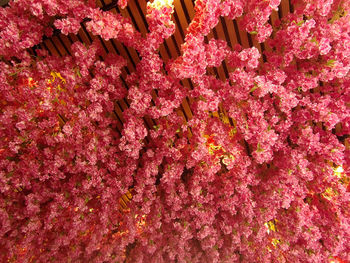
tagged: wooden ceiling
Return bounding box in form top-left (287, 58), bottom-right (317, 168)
top-left (30, 0), bottom-right (293, 136)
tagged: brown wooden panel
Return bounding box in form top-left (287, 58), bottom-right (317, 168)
top-left (223, 17), bottom-right (239, 48)
top-left (43, 39), bottom-right (60, 56)
top-left (235, 17), bottom-right (250, 49)
top-left (280, 0), bottom-right (291, 18)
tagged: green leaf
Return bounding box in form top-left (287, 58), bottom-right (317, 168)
top-left (297, 20), bottom-right (304, 26)
top-left (250, 85), bottom-right (258, 93)
top-left (75, 67), bottom-right (82, 77)
top-left (326, 59), bottom-right (336, 67)
top-left (249, 31), bottom-right (258, 35)
top-left (257, 143), bottom-right (264, 152)
top-left (310, 37), bottom-right (319, 45)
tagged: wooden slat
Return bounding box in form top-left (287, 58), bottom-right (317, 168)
top-left (235, 17), bottom-right (251, 49)
top-left (222, 17), bottom-right (239, 49)
top-left (44, 39), bottom-right (60, 56)
top-left (280, 0), bottom-right (291, 18)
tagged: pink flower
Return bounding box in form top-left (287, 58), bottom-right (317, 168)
top-left (118, 0), bottom-right (129, 9)
top-left (319, 38), bottom-right (331, 55)
top-left (0, 0), bottom-right (349, 261)
top-left (54, 17), bottom-right (81, 35)
top-left (15, 121), bottom-right (26, 131)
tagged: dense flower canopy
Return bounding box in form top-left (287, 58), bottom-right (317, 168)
top-left (0, 0), bottom-right (349, 262)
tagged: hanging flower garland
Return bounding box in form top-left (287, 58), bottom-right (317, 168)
top-left (0, 0), bottom-right (349, 262)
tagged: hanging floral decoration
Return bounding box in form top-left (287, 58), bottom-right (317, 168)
top-left (0, 0), bottom-right (349, 262)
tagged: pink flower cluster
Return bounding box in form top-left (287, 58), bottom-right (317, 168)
top-left (0, 0), bottom-right (349, 262)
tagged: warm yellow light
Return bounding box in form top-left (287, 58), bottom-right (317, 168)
top-left (148, 0), bottom-right (174, 9)
top-left (264, 220), bottom-right (277, 234)
top-left (222, 155), bottom-right (234, 165)
top-left (271, 238), bottom-right (280, 247)
top-left (51, 71), bottom-right (66, 83)
top-left (208, 143), bottom-right (222, 155)
top-left (48, 71), bottom-right (66, 85)
top-left (334, 166), bottom-right (344, 178)
top-left (264, 222), bottom-right (270, 234)
top-left (322, 187), bottom-right (338, 200)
